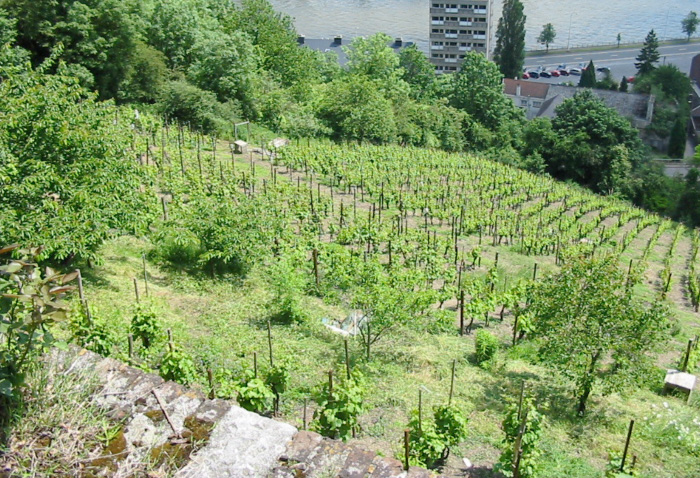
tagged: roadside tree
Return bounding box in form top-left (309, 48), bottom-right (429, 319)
top-left (493, 0), bottom-right (526, 79)
top-left (528, 254), bottom-right (669, 415)
top-left (537, 23), bottom-right (556, 52)
top-left (578, 60), bottom-right (596, 88)
top-left (635, 29), bottom-right (660, 76)
top-left (681, 11), bottom-right (699, 41)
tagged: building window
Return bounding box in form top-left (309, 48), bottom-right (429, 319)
top-left (432, 16), bottom-right (444, 20)
top-left (533, 101), bottom-right (542, 107)
top-left (432, 41), bottom-right (444, 46)
top-left (432, 29), bottom-right (443, 33)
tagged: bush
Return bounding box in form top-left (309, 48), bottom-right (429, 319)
top-left (160, 347), bottom-right (198, 386)
top-left (156, 80), bottom-right (237, 136)
top-left (475, 330), bottom-right (499, 365)
top-left (131, 304), bottom-right (161, 349)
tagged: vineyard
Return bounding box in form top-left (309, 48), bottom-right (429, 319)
top-left (4, 112), bottom-right (700, 477)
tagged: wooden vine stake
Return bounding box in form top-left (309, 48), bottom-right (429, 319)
top-left (167, 329), bottom-right (173, 353)
top-left (207, 368), bottom-right (215, 400)
top-left (303, 398), bottom-right (307, 430)
top-left (418, 389), bottom-right (423, 432)
top-left (682, 339), bottom-right (694, 372)
top-left (128, 334), bottom-right (134, 360)
top-left (133, 277), bottom-right (140, 303)
top-left (620, 419), bottom-right (635, 473)
top-left (253, 351), bottom-right (258, 379)
top-left (142, 254), bottom-right (149, 297)
top-left (267, 321), bottom-right (274, 367)
top-left (459, 290), bottom-right (465, 336)
top-left (449, 359), bottom-right (456, 405)
top-left (312, 249), bottom-right (320, 289)
top-left (344, 339), bottom-right (351, 380)
top-left (403, 429), bottom-right (410, 471)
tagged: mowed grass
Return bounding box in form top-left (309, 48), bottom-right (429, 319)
top-left (68, 234), bottom-right (700, 478)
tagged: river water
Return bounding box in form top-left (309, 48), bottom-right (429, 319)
top-left (267, 0), bottom-right (698, 52)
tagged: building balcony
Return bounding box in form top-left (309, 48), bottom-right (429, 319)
top-left (458, 46), bottom-right (471, 51)
top-left (473, 34), bottom-right (486, 39)
top-left (444, 33), bottom-right (458, 38)
top-left (444, 58), bottom-right (458, 63)
top-left (431, 45), bottom-right (445, 50)
top-left (431, 20), bottom-right (444, 25)
top-left (445, 8), bottom-right (458, 13)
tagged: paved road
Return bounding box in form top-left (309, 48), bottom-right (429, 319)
top-left (522, 42), bottom-right (700, 84)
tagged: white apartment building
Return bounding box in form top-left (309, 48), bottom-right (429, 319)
top-left (429, 1), bottom-right (492, 73)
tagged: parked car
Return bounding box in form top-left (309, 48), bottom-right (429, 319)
top-left (558, 69), bottom-right (570, 76)
top-left (522, 72), bottom-right (530, 79)
top-left (527, 71), bottom-right (539, 79)
top-left (626, 76), bottom-right (635, 83)
top-left (568, 68), bottom-right (581, 76)
top-left (549, 69), bottom-right (560, 77)
top-left (596, 66), bottom-right (610, 73)
top-left (539, 71), bottom-right (551, 78)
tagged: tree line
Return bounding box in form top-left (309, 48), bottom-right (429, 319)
top-left (1, 0), bottom-right (700, 225)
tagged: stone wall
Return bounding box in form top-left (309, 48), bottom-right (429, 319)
top-left (64, 348), bottom-right (445, 478)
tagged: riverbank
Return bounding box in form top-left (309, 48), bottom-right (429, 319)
top-left (527, 36), bottom-right (700, 57)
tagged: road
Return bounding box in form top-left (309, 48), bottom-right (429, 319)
top-left (522, 43), bottom-right (700, 83)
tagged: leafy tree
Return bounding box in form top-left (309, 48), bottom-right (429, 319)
top-left (539, 90), bottom-right (645, 195)
top-left (578, 60), bottom-right (596, 88)
top-left (633, 65), bottom-right (691, 104)
top-left (187, 31), bottom-right (261, 119)
top-left (675, 168), bottom-right (700, 226)
top-left (446, 51), bottom-right (523, 131)
top-left (668, 118), bottom-right (687, 158)
top-left (681, 11), bottom-right (699, 41)
top-left (493, 0), bottom-right (526, 79)
top-left (344, 33), bottom-right (401, 82)
top-left (157, 79), bottom-right (237, 135)
top-left (226, 0), bottom-right (321, 87)
top-left (315, 75), bottom-right (398, 144)
top-left (635, 29), bottom-right (660, 76)
top-left (3, 0), bottom-right (139, 98)
top-left (398, 44), bottom-right (437, 99)
top-left (146, 0), bottom-right (221, 71)
top-left (528, 254), bottom-right (669, 415)
top-left (0, 8), bottom-right (29, 68)
top-left (537, 23), bottom-right (556, 52)
top-left (0, 70), bottom-right (153, 264)
top-left (351, 262), bottom-right (429, 360)
top-left (119, 41), bottom-right (169, 104)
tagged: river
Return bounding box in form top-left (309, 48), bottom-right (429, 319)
top-left (266, 0), bottom-right (698, 52)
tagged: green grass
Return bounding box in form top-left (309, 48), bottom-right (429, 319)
top-left (64, 234), bottom-right (700, 478)
top-left (18, 131), bottom-right (700, 477)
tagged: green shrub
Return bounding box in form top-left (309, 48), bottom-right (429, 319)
top-left (69, 307), bottom-right (113, 356)
top-left (312, 371), bottom-right (365, 441)
top-left (131, 304), bottom-right (161, 349)
top-left (406, 404), bottom-right (469, 468)
top-left (237, 370), bottom-right (274, 413)
top-left (160, 347), bottom-right (198, 386)
top-left (475, 330), bottom-right (499, 365)
top-left (0, 246), bottom-right (76, 405)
